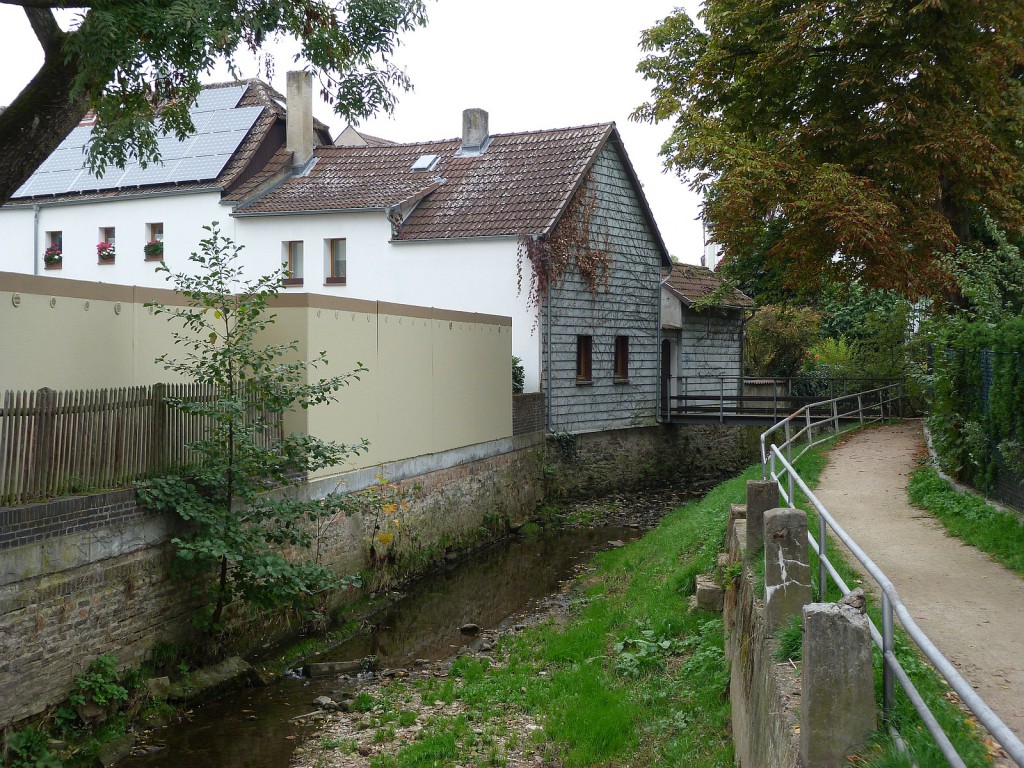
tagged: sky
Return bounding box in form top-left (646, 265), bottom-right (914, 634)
top-left (0, 1), bottom-right (706, 263)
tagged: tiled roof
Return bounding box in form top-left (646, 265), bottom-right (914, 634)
top-left (665, 263), bottom-right (755, 309)
top-left (235, 124), bottom-right (618, 241)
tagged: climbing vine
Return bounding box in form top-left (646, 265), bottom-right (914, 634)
top-left (517, 181), bottom-right (612, 311)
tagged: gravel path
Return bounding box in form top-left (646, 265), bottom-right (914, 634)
top-left (813, 422), bottom-right (1024, 764)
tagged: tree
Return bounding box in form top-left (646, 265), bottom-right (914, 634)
top-left (634, 0), bottom-right (1024, 298)
top-left (138, 223), bottom-right (368, 632)
top-left (0, 0), bottom-right (427, 206)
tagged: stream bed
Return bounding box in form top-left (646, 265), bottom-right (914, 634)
top-left (118, 521), bottom-right (657, 768)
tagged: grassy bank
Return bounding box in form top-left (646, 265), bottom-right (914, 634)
top-left (298, 427), bottom-right (993, 768)
top-left (908, 467), bottom-right (1024, 577)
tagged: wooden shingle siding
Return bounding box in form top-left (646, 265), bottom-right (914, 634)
top-left (542, 143), bottom-right (663, 434)
top-left (678, 307), bottom-right (743, 396)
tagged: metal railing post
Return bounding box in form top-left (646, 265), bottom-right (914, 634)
top-left (720, 378), bottom-right (724, 423)
top-left (818, 513), bottom-right (828, 600)
top-left (857, 394), bottom-right (864, 424)
top-left (806, 408), bottom-right (813, 447)
top-left (882, 592), bottom-right (895, 720)
top-left (832, 398), bottom-right (839, 434)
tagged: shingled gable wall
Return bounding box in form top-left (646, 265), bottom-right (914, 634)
top-left (542, 142), bottom-right (663, 434)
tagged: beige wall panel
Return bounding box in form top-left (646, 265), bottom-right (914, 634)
top-left (375, 312), bottom-right (435, 463)
top-left (1, 275), bottom-right (511, 480)
top-left (303, 305), bottom-right (381, 479)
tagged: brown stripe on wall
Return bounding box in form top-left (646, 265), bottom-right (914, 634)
top-left (1, 272), bottom-right (135, 302)
top-left (378, 301), bottom-right (511, 327)
top-left (271, 292), bottom-right (379, 315)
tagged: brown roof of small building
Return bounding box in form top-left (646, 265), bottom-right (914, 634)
top-left (234, 123), bottom-right (668, 253)
top-left (664, 263), bottom-right (754, 309)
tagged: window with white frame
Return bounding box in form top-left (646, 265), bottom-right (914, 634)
top-left (282, 240), bottom-right (303, 285)
top-left (325, 238), bottom-right (346, 284)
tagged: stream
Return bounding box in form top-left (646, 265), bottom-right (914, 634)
top-left (118, 520), bottom-right (658, 768)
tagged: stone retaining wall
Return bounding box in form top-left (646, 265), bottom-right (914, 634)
top-left (544, 423), bottom-right (761, 499)
top-left (1, 422), bottom-right (756, 728)
top-left (725, 518), bottom-right (802, 768)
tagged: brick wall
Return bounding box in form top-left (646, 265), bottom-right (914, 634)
top-left (512, 393), bottom-right (545, 435)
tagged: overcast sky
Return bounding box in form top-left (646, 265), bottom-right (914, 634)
top-left (0, 1), bottom-right (705, 263)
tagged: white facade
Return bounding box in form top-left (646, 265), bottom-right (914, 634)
top-left (0, 197), bottom-right (545, 391)
top-left (0, 191), bottom-right (226, 282)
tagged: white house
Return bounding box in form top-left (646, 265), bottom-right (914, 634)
top-left (2, 73), bottom-right (675, 433)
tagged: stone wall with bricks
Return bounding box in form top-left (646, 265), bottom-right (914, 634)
top-left (0, 437), bottom-right (545, 728)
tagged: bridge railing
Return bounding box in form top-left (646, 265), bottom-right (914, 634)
top-left (661, 375), bottom-right (902, 421)
top-left (761, 388), bottom-right (1024, 767)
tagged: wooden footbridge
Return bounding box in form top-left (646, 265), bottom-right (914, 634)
top-left (660, 376), bottom-right (903, 426)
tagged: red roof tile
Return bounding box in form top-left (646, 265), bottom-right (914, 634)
top-left (234, 124), bottom-right (618, 241)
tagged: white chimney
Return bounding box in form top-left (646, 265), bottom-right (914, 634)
top-left (286, 70), bottom-right (314, 168)
top-left (461, 108), bottom-right (489, 154)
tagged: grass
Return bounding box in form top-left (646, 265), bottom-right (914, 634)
top-left (302, 426), bottom-right (995, 768)
top-left (907, 466), bottom-right (1024, 577)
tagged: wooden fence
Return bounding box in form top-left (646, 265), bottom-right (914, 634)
top-left (0, 384), bottom-right (283, 507)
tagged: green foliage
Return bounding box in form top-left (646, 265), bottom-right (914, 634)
top-left (928, 316), bottom-right (1024, 491)
top-left (511, 356), bottom-right (525, 394)
top-left (772, 614), bottom-right (803, 663)
top-left (633, 0), bottom-right (1024, 297)
top-left (68, 654), bottom-right (129, 709)
top-left (138, 223), bottom-right (367, 632)
top-left (612, 625), bottom-right (684, 678)
top-left (1, 727), bottom-right (62, 768)
top-left (801, 336), bottom-right (856, 378)
top-left (942, 212), bottom-right (1024, 323)
top-left (744, 305), bottom-right (820, 376)
top-left (68, 2), bottom-right (426, 177)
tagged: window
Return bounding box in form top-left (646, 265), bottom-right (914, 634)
top-left (100, 226), bottom-right (115, 245)
top-left (614, 336), bottom-right (630, 382)
top-left (44, 231), bottom-right (62, 269)
top-left (325, 238), bottom-right (346, 285)
top-left (282, 241), bottom-right (303, 286)
top-left (576, 335), bottom-right (593, 384)
top-left (145, 222), bottom-right (164, 260)
top-left (98, 226), bottom-right (116, 262)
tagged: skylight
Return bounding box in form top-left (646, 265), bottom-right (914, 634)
top-left (411, 154), bottom-right (439, 172)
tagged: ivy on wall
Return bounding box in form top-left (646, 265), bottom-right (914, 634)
top-left (517, 181), bottom-right (611, 312)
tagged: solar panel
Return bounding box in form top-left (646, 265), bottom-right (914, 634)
top-left (11, 86), bottom-right (262, 198)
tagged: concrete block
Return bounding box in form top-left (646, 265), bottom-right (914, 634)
top-left (745, 481), bottom-right (779, 555)
top-left (695, 575), bottom-right (724, 612)
top-left (764, 508), bottom-right (811, 630)
top-left (800, 603), bottom-right (876, 767)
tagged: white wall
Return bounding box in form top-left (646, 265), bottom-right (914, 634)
top-left (235, 211), bottom-right (543, 391)
top-left (0, 192), bottom-right (227, 285)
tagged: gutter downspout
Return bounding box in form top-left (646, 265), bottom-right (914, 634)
top-left (32, 205), bottom-right (40, 275)
top-left (542, 237), bottom-right (553, 435)
top-left (655, 261), bottom-right (674, 424)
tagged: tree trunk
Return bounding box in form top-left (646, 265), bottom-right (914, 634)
top-left (0, 13), bottom-right (86, 207)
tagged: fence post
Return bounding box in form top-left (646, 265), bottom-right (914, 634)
top-left (857, 394), bottom-right (864, 424)
top-left (800, 602), bottom-right (876, 767)
top-left (882, 592), bottom-right (895, 720)
top-left (832, 398), bottom-right (839, 434)
top-left (31, 388), bottom-right (57, 498)
top-left (764, 507), bottom-right (812, 630)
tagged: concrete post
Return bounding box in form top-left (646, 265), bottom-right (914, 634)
top-left (764, 507), bottom-right (811, 630)
top-left (745, 480), bottom-right (780, 555)
top-left (800, 603), bottom-right (876, 767)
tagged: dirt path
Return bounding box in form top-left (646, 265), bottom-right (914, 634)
top-left (813, 422), bottom-right (1024, 761)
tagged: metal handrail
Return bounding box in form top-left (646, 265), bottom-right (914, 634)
top-left (760, 387), bottom-right (1024, 767)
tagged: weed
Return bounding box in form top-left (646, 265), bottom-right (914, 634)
top-left (320, 737), bottom-right (358, 752)
top-left (772, 614), bottom-right (803, 663)
top-left (2, 727), bottom-right (62, 768)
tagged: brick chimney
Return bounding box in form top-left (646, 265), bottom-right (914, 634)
top-left (461, 108), bottom-right (489, 154)
top-left (286, 70), bottom-right (313, 168)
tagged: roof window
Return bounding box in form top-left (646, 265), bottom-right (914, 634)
top-left (411, 154), bottom-right (439, 172)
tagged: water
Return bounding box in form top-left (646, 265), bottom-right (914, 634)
top-left (119, 525), bottom-right (644, 768)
